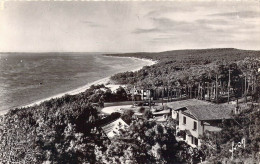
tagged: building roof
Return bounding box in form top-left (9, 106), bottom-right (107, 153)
top-left (167, 99), bottom-right (213, 111)
top-left (204, 125), bottom-right (222, 132)
top-left (153, 116), bottom-right (168, 122)
top-left (101, 118), bottom-right (129, 138)
top-left (184, 104), bottom-right (235, 121)
top-left (101, 121), bottom-right (116, 135)
top-left (153, 109), bottom-right (171, 115)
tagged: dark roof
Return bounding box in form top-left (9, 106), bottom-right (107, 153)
top-left (184, 104), bottom-right (235, 121)
top-left (167, 99), bottom-right (213, 111)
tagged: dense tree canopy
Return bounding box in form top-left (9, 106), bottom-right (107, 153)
top-left (200, 106), bottom-right (260, 163)
top-left (95, 119), bottom-right (205, 164)
top-left (1, 48), bottom-right (260, 163)
top-left (0, 86), bottom-right (107, 163)
top-left (110, 49), bottom-right (260, 103)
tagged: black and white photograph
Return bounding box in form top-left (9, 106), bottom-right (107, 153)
top-left (0, 0), bottom-right (260, 163)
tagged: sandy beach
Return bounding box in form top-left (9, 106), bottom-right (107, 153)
top-left (18, 56), bottom-right (156, 110)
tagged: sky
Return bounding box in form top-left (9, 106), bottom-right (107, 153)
top-left (0, 1), bottom-right (260, 52)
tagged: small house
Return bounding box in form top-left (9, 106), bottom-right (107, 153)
top-left (177, 104), bottom-right (235, 147)
top-left (101, 118), bottom-right (129, 138)
top-left (131, 87), bottom-right (152, 101)
top-left (167, 99), bottom-right (213, 120)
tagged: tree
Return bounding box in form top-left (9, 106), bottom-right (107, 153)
top-left (143, 109), bottom-right (153, 120)
top-left (115, 86), bottom-right (128, 101)
top-left (200, 106), bottom-right (260, 163)
top-left (0, 87), bottom-right (105, 163)
top-left (95, 119), bottom-right (205, 163)
top-left (252, 86), bottom-right (260, 102)
top-left (121, 109), bottom-right (134, 125)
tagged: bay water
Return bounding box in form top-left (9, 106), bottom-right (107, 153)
top-left (0, 53), bottom-right (147, 114)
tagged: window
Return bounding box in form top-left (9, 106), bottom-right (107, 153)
top-left (195, 137), bottom-right (198, 146)
top-left (183, 133), bottom-right (186, 140)
top-left (183, 116), bottom-right (186, 124)
top-left (193, 121), bottom-right (197, 131)
top-left (191, 136), bottom-right (198, 146)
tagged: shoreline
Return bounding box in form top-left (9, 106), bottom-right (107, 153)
top-left (0, 56), bottom-right (156, 115)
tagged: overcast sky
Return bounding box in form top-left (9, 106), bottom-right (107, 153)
top-left (0, 1), bottom-right (260, 52)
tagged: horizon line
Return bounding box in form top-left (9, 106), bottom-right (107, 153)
top-left (1, 47), bottom-right (258, 54)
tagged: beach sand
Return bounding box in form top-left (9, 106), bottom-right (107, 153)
top-left (13, 56), bottom-right (156, 111)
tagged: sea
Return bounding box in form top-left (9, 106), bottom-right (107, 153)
top-left (0, 52), bottom-right (149, 114)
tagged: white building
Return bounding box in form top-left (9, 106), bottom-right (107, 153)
top-left (177, 104), bottom-right (235, 147)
